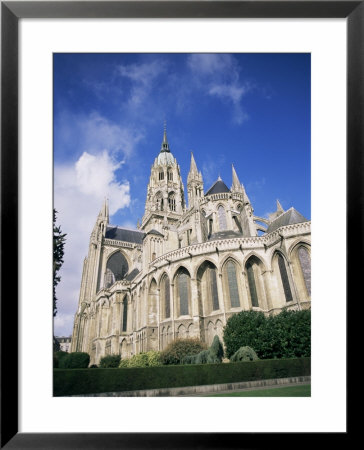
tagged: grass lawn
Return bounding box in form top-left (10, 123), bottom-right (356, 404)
top-left (206, 384), bottom-right (311, 397)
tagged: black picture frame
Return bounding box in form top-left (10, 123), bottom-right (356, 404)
top-left (1, 1), bottom-right (359, 448)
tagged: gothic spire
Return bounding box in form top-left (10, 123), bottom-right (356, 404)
top-left (189, 151), bottom-right (198, 174)
top-left (98, 197), bottom-right (109, 222)
top-left (160, 121), bottom-right (170, 153)
top-left (231, 164), bottom-right (242, 191)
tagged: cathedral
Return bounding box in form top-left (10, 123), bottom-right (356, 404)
top-left (71, 126), bottom-right (311, 365)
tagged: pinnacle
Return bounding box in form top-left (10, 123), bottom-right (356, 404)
top-left (276, 199), bottom-right (284, 212)
top-left (190, 151), bottom-right (198, 173)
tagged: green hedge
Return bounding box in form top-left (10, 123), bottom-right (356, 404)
top-left (53, 357), bottom-right (310, 396)
top-left (58, 352), bottom-right (90, 369)
top-left (223, 309), bottom-right (311, 359)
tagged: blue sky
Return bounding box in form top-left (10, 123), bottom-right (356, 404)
top-left (53, 53), bottom-right (311, 336)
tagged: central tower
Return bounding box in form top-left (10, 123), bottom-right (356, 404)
top-left (141, 124), bottom-right (186, 234)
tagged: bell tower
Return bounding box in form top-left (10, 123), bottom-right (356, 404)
top-left (141, 123), bottom-right (186, 234)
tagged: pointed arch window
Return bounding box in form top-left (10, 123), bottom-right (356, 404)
top-left (104, 252), bottom-right (128, 289)
top-left (209, 266), bottom-right (220, 311)
top-left (177, 269), bottom-right (190, 316)
top-left (167, 169), bottom-right (173, 181)
top-left (218, 206), bottom-right (227, 230)
top-left (163, 276), bottom-right (171, 319)
top-left (277, 253), bottom-right (293, 302)
top-left (159, 171), bottom-right (164, 181)
top-left (168, 193), bottom-right (176, 211)
top-left (246, 261), bottom-right (259, 307)
top-left (226, 261), bottom-right (240, 307)
top-left (122, 297), bottom-right (128, 332)
top-left (197, 262), bottom-right (219, 314)
top-left (298, 246), bottom-right (311, 295)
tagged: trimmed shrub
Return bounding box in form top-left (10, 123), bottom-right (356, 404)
top-left (99, 354), bottom-right (121, 368)
top-left (59, 352), bottom-right (90, 369)
top-left (195, 350), bottom-right (209, 364)
top-left (160, 338), bottom-right (206, 365)
top-left (230, 346), bottom-right (259, 362)
top-left (119, 351), bottom-right (162, 368)
top-left (182, 335), bottom-right (224, 365)
top-left (54, 357), bottom-right (311, 396)
top-left (223, 309), bottom-right (311, 359)
top-left (53, 351), bottom-right (69, 368)
top-left (209, 335), bottom-right (224, 361)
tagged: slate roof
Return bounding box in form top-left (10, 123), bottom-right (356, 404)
top-left (208, 230), bottom-right (243, 241)
top-left (105, 226), bottom-right (145, 244)
top-left (266, 207), bottom-right (309, 233)
top-left (205, 179), bottom-right (230, 196)
top-left (144, 229), bottom-right (164, 238)
top-left (125, 268), bottom-right (140, 281)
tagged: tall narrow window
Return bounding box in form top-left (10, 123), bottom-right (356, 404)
top-left (167, 170), bottom-right (173, 181)
top-left (178, 270), bottom-right (190, 316)
top-left (226, 261), bottom-right (240, 307)
top-left (122, 297), bottom-right (128, 332)
top-left (164, 277), bottom-right (170, 319)
top-left (209, 266), bottom-right (220, 311)
top-left (208, 218), bottom-right (213, 237)
top-left (298, 247), bottom-right (311, 295)
top-left (246, 261), bottom-right (259, 307)
top-left (159, 171), bottom-right (164, 181)
top-left (277, 254), bottom-right (293, 302)
top-left (168, 194), bottom-right (176, 211)
top-left (218, 206), bottom-right (227, 230)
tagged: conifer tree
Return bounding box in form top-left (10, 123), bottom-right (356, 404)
top-left (53, 209), bottom-right (66, 317)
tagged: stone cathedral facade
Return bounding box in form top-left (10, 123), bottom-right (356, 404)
top-left (71, 127), bottom-right (311, 365)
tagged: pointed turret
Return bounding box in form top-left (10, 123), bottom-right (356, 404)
top-left (99, 197), bottom-right (109, 222)
top-left (231, 164), bottom-right (244, 193)
top-left (268, 199), bottom-right (285, 222)
top-left (93, 197), bottom-right (109, 241)
top-left (189, 151), bottom-right (198, 174)
top-left (276, 199), bottom-right (284, 213)
top-left (187, 151), bottom-right (204, 208)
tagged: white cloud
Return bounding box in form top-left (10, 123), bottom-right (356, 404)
top-left (54, 150), bottom-right (131, 335)
top-left (209, 83), bottom-right (248, 104)
top-left (56, 111), bottom-right (142, 158)
top-left (117, 60), bottom-right (165, 84)
top-left (187, 54), bottom-right (236, 76)
top-left (116, 60), bottom-right (167, 110)
top-left (187, 54), bottom-right (251, 125)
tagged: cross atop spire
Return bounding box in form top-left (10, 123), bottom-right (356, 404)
top-left (160, 121), bottom-right (170, 153)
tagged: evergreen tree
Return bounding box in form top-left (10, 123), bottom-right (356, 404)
top-left (53, 209), bottom-right (66, 317)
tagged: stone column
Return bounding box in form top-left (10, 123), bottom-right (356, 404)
top-left (190, 277), bottom-right (201, 339)
top-left (261, 269), bottom-right (273, 311)
top-left (287, 260), bottom-right (302, 311)
top-left (170, 282), bottom-right (176, 340)
top-left (240, 271), bottom-right (251, 311)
